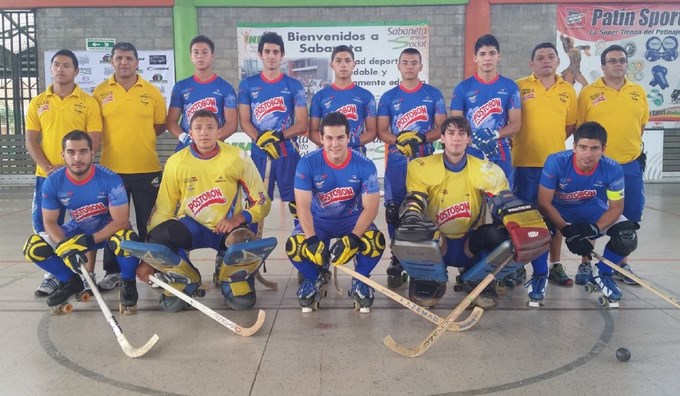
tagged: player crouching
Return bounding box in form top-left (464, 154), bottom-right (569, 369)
top-left (392, 116), bottom-right (551, 308)
top-left (131, 109), bottom-right (272, 312)
top-left (22, 131), bottom-right (140, 313)
top-left (287, 112), bottom-right (385, 313)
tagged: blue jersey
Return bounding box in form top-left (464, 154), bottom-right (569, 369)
top-left (238, 72), bottom-right (307, 160)
top-left (540, 150), bottom-right (625, 208)
top-left (41, 165), bottom-right (128, 234)
top-left (450, 74), bottom-right (521, 150)
top-left (310, 83), bottom-right (376, 151)
top-left (294, 149), bottom-right (380, 220)
top-left (169, 74), bottom-right (237, 133)
top-left (377, 82), bottom-right (447, 161)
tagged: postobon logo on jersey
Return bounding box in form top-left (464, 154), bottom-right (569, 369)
top-left (336, 104), bottom-right (359, 121)
top-left (555, 190), bottom-right (597, 201)
top-left (396, 105), bottom-right (428, 131)
top-left (435, 202), bottom-right (472, 226)
top-left (70, 202), bottom-right (108, 222)
top-left (318, 187), bottom-right (354, 207)
top-left (187, 188), bottom-right (227, 216)
top-left (254, 96), bottom-right (286, 123)
top-left (186, 97), bottom-right (218, 120)
top-left (472, 98), bottom-right (502, 126)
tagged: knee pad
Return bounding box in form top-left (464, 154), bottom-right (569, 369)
top-left (221, 278), bottom-right (256, 311)
top-left (286, 234), bottom-right (307, 263)
top-left (385, 201), bottom-right (400, 225)
top-left (155, 258), bottom-right (201, 295)
top-left (288, 201), bottom-right (298, 219)
top-left (468, 224), bottom-right (510, 256)
top-left (23, 234), bottom-right (55, 263)
top-left (147, 219), bottom-right (192, 251)
top-left (359, 229), bottom-right (386, 259)
top-left (605, 221), bottom-right (639, 256)
top-left (108, 228), bottom-right (139, 257)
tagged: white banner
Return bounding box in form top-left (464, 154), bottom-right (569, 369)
top-left (44, 50), bottom-right (175, 105)
top-left (236, 22), bottom-right (430, 176)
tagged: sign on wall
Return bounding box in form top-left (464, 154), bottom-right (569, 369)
top-left (236, 22), bottom-right (430, 176)
top-left (43, 50), bottom-right (175, 104)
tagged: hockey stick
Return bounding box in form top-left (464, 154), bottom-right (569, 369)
top-left (80, 266), bottom-right (159, 358)
top-left (593, 252), bottom-right (680, 310)
top-left (149, 274), bottom-right (265, 336)
top-left (254, 158), bottom-right (278, 290)
top-left (333, 263), bottom-right (344, 296)
top-left (384, 255), bottom-right (513, 357)
top-left (335, 264), bottom-right (483, 332)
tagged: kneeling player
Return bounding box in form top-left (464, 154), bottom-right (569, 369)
top-left (538, 122), bottom-right (636, 306)
top-left (394, 116), bottom-right (550, 308)
top-left (135, 109), bottom-right (271, 312)
top-left (22, 130), bottom-right (140, 312)
top-left (287, 112), bottom-right (385, 313)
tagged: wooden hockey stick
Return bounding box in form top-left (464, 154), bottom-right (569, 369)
top-left (80, 267), bottom-right (159, 358)
top-left (335, 264), bottom-right (483, 332)
top-left (150, 274), bottom-right (265, 336)
top-left (333, 265), bottom-right (344, 296)
top-left (593, 252), bottom-right (680, 310)
top-left (384, 255), bottom-right (513, 357)
top-left (252, 158), bottom-right (278, 290)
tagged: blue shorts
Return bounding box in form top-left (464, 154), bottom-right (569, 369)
top-left (441, 237), bottom-right (476, 269)
top-left (253, 152), bottom-right (300, 202)
top-left (513, 167), bottom-right (542, 205)
top-left (179, 216), bottom-right (224, 251)
top-left (556, 199), bottom-right (609, 224)
top-left (383, 153), bottom-right (407, 205)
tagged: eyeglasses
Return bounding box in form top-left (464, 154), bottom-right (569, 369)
top-left (605, 58), bottom-right (628, 65)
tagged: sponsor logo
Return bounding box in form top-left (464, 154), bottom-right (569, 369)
top-left (555, 190), bottom-right (597, 200)
top-left (565, 10), bottom-right (585, 27)
top-left (335, 104), bottom-right (359, 121)
top-left (396, 105), bottom-right (428, 131)
top-left (101, 93), bottom-right (114, 105)
top-left (592, 94), bottom-right (606, 106)
top-left (254, 97), bottom-right (286, 123)
top-left (147, 66), bottom-right (170, 71)
top-left (318, 187), bottom-right (354, 207)
top-left (187, 97), bottom-right (218, 120)
top-left (436, 202), bottom-right (472, 225)
top-left (187, 188), bottom-right (227, 216)
top-left (38, 103), bottom-right (50, 115)
top-left (471, 98), bottom-right (502, 126)
top-left (149, 55), bottom-right (167, 65)
top-left (70, 202), bottom-right (107, 222)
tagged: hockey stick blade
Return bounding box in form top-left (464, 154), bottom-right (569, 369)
top-left (150, 274), bottom-right (265, 336)
top-left (80, 266), bottom-right (159, 358)
top-left (335, 264), bottom-right (483, 332)
top-left (255, 269), bottom-right (278, 290)
top-left (593, 252), bottom-right (680, 310)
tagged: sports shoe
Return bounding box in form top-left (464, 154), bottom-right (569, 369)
top-left (47, 275), bottom-right (85, 307)
top-left (525, 274), bottom-right (548, 302)
top-left (548, 263), bottom-right (573, 287)
top-left (574, 262), bottom-right (592, 285)
top-left (98, 272), bottom-right (121, 291)
top-left (34, 273), bottom-right (60, 297)
top-left (612, 263), bottom-right (639, 286)
top-left (593, 271), bottom-right (622, 301)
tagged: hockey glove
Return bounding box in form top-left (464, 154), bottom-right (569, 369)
top-left (329, 233), bottom-right (361, 266)
top-left (472, 128), bottom-right (500, 158)
top-left (562, 224), bottom-right (598, 258)
top-left (396, 130), bottom-right (426, 159)
top-left (55, 233), bottom-right (95, 273)
top-left (178, 132), bottom-right (192, 146)
top-left (302, 235), bottom-right (328, 266)
top-left (256, 130), bottom-right (285, 147)
top-left (260, 143), bottom-right (281, 160)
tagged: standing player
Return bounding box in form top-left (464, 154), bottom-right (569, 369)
top-left (167, 35), bottom-right (238, 151)
top-left (538, 122), bottom-right (637, 306)
top-left (25, 49), bottom-right (102, 297)
top-left (514, 42), bottom-right (577, 288)
top-left (238, 31), bottom-right (308, 222)
top-left (22, 131), bottom-right (140, 312)
top-left (450, 34), bottom-right (521, 185)
top-left (395, 116), bottom-right (549, 308)
top-left (93, 42), bottom-right (167, 292)
top-left (309, 45), bottom-right (377, 154)
top-left (377, 47), bottom-right (447, 288)
top-left (576, 44), bottom-right (649, 285)
top-left (287, 112), bottom-right (384, 313)
top-left (135, 110), bottom-right (271, 312)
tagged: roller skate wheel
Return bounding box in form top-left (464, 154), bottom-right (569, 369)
top-left (528, 300), bottom-right (541, 308)
top-left (453, 284), bottom-right (463, 292)
top-left (359, 306), bottom-right (371, 314)
top-left (80, 293), bottom-right (91, 303)
top-left (53, 303), bottom-right (73, 314)
top-left (585, 283), bottom-right (596, 293)
top-left (301, 306), bottom-right (313, 313)
top-left (598, 296), bottom-right (607, 306)
top-left (321, 289), bottom-right (328, 298)
top-left (195, 289), bottom-right (206, 298)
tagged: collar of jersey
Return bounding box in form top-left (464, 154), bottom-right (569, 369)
top-left (571, 153), bottom-right (598, 176)
top-left (66, 165), bottom-right (96, 185)
top-left (193, 73), bottom-right (218, 84)
top-left (399, 81), bottom-right (423, 93)
top-left (331, 82), bottom-right (356, 91)
top-left (443, 153), bottom-right (467, 172)
top-left (189, 143), bottom-right (220, 159)
top-left (323, 149), bottom-right (352, 169)
top-left (46, 84), bottom-right (82, 98)
top-left (260, 71), bottom-right (284, 84)
top-left (474, 73), bottom-right (500, 85)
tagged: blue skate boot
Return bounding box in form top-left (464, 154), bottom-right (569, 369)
top-left (591, 269), bottom-right (622, 308)
top-left (298, 275), bottom-right (326, 313)
top-left (349, 278), bottom-right (375, 313)
top-left (574, 262), bottom-right (592, 285)
top-left (525, 274), bottom-right (548, 308)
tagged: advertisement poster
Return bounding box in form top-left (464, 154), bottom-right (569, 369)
top-left (236, 22), bottom-right (430, 176)
top-left (44, 50), bottom-right (175, 104)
